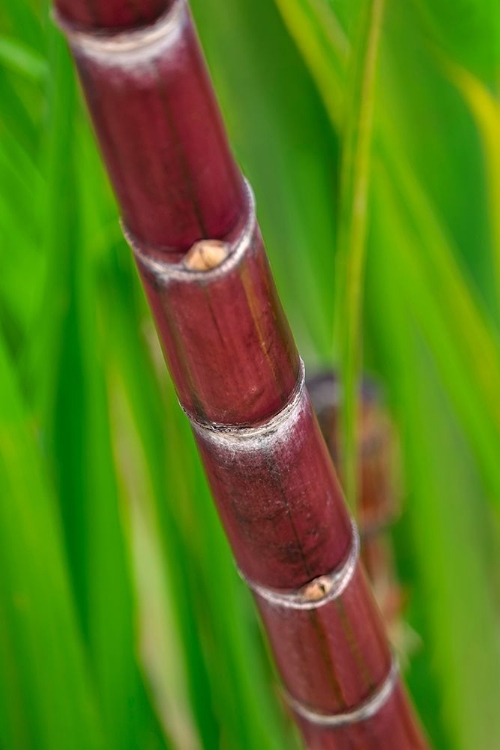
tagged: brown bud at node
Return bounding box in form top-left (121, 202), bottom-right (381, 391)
top-left (184, 240), bottom-right (230, 271)
top-left (302, 576), bottom-right (331, 602)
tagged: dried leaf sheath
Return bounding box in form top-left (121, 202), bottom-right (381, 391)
top-left (54, 0), bottom-right (427, 747)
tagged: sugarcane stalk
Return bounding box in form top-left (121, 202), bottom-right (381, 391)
top-left (53, 1), bottom-right (428, 747)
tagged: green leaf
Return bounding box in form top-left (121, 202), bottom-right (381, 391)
top-left (377, 154), bottom-right (500, 505)
top-left (370, 223), bottom-right (500, 750)
top-left (0, 333), bottom-right (103, 750)
top-left (0, 36), bottom-right (47, 80)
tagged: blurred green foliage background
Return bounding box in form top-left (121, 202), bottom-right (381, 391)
top-left (1, 1), bottom-right (500, 749)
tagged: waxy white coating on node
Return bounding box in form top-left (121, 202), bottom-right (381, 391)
top-left (54, 0), bottom-right (187, 70)
top-left (287, 659), bottom-right (399, 728)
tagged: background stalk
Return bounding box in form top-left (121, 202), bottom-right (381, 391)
top-left (54, 0), bottom-right (427, 747)
top-left (309, 371), bottom-right (407, 645)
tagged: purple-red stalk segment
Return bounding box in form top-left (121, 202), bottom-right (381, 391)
top-left (56, 0), bottom-right (167, 31)
top-left (54, 1), bottom-right (428, 747)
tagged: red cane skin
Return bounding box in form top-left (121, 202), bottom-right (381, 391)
top-left (55, 2), bottom-right (429, 747)
top-left (193, 394), bottom-right (352, 589)
top-left (56, 0), bottom-right (170, 31)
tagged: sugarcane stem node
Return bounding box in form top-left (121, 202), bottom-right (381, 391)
top-left (239, 519), bottom-right (360, 610)
top-left (285, 658), bottom-right (399, 728)
top-left (184, 359), bottom-right (306, 446)
top-left (125, 179), bottom-right (257, 285)
top-left (52, 0), bottom-right (187, 69)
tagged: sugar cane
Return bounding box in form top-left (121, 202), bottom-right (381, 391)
top-left (53, 1), bottom-right (428, 746)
